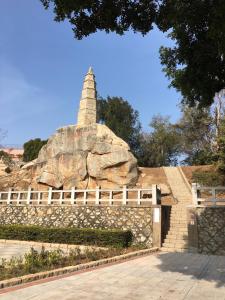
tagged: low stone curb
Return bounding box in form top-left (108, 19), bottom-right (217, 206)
top-left (0, 247), bottom-right (158, 289)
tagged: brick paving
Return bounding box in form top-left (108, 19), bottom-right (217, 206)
top-left (1, 252), bottom-right (225, 299)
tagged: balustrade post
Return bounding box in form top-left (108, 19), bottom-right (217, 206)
top-left (7, 188), bottom-right (12, 205)
top-left (157, 186), bottom-right (161, 203)
top-left (70, 187), bottom-right (76, 204)
top-left (122, 185), bottom-right (127, 205)
top-left (95, 186), bottom-right (100, 205)
top-left (37, 192), bottom-right (41, 205)
top-left (152, 184), bottom-right (157, 205)
top-left (109, 190), bottom-right (113, 205)
top-left (17, 192), bottom-right (21, 205)
top-left (83, 190), bottom-right (87, 205)
top-left (192, 183), bottom-right (198, 206)
top-left (137, 189), bottom-right (141, 205)
top-left (212, 188), bottom-right (217, 205)
top-left (26, 187), bottom-right (32, 205)
top-left (59, 191), bottom-right (63, 205)
top-left (48, 187), bottom-right (52, 205)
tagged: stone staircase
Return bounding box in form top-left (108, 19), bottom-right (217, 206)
top-left (161, 167), bottom-right (192, 252)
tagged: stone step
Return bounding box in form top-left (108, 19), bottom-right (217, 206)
top-left (170, 212), bottom-right (188, 215)
top-left (169, 225), bottom-right (188, 230)
top-left (170, 212), bottom-right (188, 216)
top-left (167, 231), bottom-right (188, 236)
top-left (161, 247), bottom-right (189, 253)
top-left (170, 211), bottom-right (188, 214)
top-left (166, 233), bottom-right (188, 240)
top-left (170, 216), bottom-right (188, 220)
top-left (170, 215), bottom-right (187, 219)
top-left (170, 221), bottom-right (187, 225)
top-left (162, 244), bottom-right (189, 249)
top-left (165, 238), bottom-right (188, 244)
top-left (171, 207), bottom-right (189, 210)
top-left (168, 229), bottom-right (188, 234)
top-left (162, 241), bottom-right (188, 248)
top-left (163, 239), bottom-right (188, 246)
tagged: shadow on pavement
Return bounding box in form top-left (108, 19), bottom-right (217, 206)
top-left (156, 251), bottom-right (225, 288)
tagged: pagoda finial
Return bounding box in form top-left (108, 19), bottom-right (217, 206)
top-left (77, 67), bottom-right (97, 125)
top-left (88, 66), bottom-right (93, 74)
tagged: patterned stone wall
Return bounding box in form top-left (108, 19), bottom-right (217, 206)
top-left (0, 206), bottom-right (153, 246)
top-left (196, 207), bottom-right (225, 255)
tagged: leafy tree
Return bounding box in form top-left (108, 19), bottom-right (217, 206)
top-left (176, 105), bottom-right (215, 165)
top-left (158, 1), bottom-right (225, 107)
top-left (216, 118), bottom-right (225, 172)
top-left (23, 138), bottom-right (48, 162)
top-left (97, 96), bottom-right (141, 157)
top-left (211, 89), bottom-right (225, 149)
top-left (138, 115), bottom-right (181, 167)
top-left (0, 150), bottom-right (13, 169)
top-left (40, 0), bottom-right (156, 39)
top-left (40, 0), bottom-right (225, 106)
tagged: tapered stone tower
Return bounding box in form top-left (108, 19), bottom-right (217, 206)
top-left (77, 67), bottom-right (97, 125)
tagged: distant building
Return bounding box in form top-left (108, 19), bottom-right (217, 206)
top-left (0, 147), bottom-right (24, 161)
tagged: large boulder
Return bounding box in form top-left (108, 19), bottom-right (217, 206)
top-left (0, 124), bottom-right (138, 190)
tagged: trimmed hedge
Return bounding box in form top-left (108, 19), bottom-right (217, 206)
top-left (0, 225), bottom-right (132, 248)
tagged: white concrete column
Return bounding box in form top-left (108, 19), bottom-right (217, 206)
top-left (122, 185), bottom-right (127, 205)
top-left (95, 186), bottom-right (100, 205)
top-left (17, 192), bottom-right (21, 205)
top-left (48, 187), bottom-right (52, 205)
top-left (7, 188), bottom-right (12, 205)
top-left (192, 183), bottom-right (198, 206)
top-left (152, 184), bottom-right (157, 205)
top-left (83, 190), bottom-right (87, 205)
top-left (37, 192), bottom-right (41, 205)
top-left (137, 189), bottom-right (141, 205)
top-left (26, 187), bottom-right (32, 205)
top-left (59, 191), bottom-right (63, 205)
top-left (70, 187), bottom-right (76, 204)
top-left (109, 190), bottom-right (113, 206)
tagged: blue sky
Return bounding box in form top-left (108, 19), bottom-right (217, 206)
top-left (0, 0), bottom-right (181, 146)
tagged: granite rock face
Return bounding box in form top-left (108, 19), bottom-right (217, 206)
top-left (0, 124), bottom-right (138, 190)
top-left (36, 124), bottom-right (138, 189)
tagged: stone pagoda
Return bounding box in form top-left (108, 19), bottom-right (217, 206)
top-left (77, 67), bottom-right (97, 125)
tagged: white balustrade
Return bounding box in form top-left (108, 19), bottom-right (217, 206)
top-left (192, 183), bottom-right (225, 206)
top-left (0, 185), bottom-right (161, 206)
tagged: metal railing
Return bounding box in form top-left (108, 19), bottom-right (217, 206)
top-left (192, 183), bottom-right (225, 206)
top-left (0, 185), bottom-right (161, 206)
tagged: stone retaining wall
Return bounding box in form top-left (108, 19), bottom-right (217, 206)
top-left (0, 206), bottom-right (154, 246)
top-left (188, 206), bottom-right (225, 255)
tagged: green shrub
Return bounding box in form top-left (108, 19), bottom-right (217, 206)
top-left (0, 246), bottom-right (126, 280)
top-left (0, 150), bottom-right (13, 168)
top-left (192, 171), bottom-right (225, 186)
top-left (0, 225), bottom-right (132, 248)
top-left (23, 138), bottom-right (48, 162)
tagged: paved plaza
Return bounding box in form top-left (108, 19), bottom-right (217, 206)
top-left (1, 252), bottom-right (225, 299)
top-left (0, 242), bottom-right (45, 261)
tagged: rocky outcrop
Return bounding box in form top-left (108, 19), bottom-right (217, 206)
top-left (0, 124), bottom-right (138, 190)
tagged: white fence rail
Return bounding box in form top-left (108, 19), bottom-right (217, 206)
top-left (192, 183), bottom-right (225, 206)
top-left (0, 185), bottom-right (161, 206)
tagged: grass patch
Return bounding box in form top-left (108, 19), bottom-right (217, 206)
top-left (0, 225), bottom-right (132, 248)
